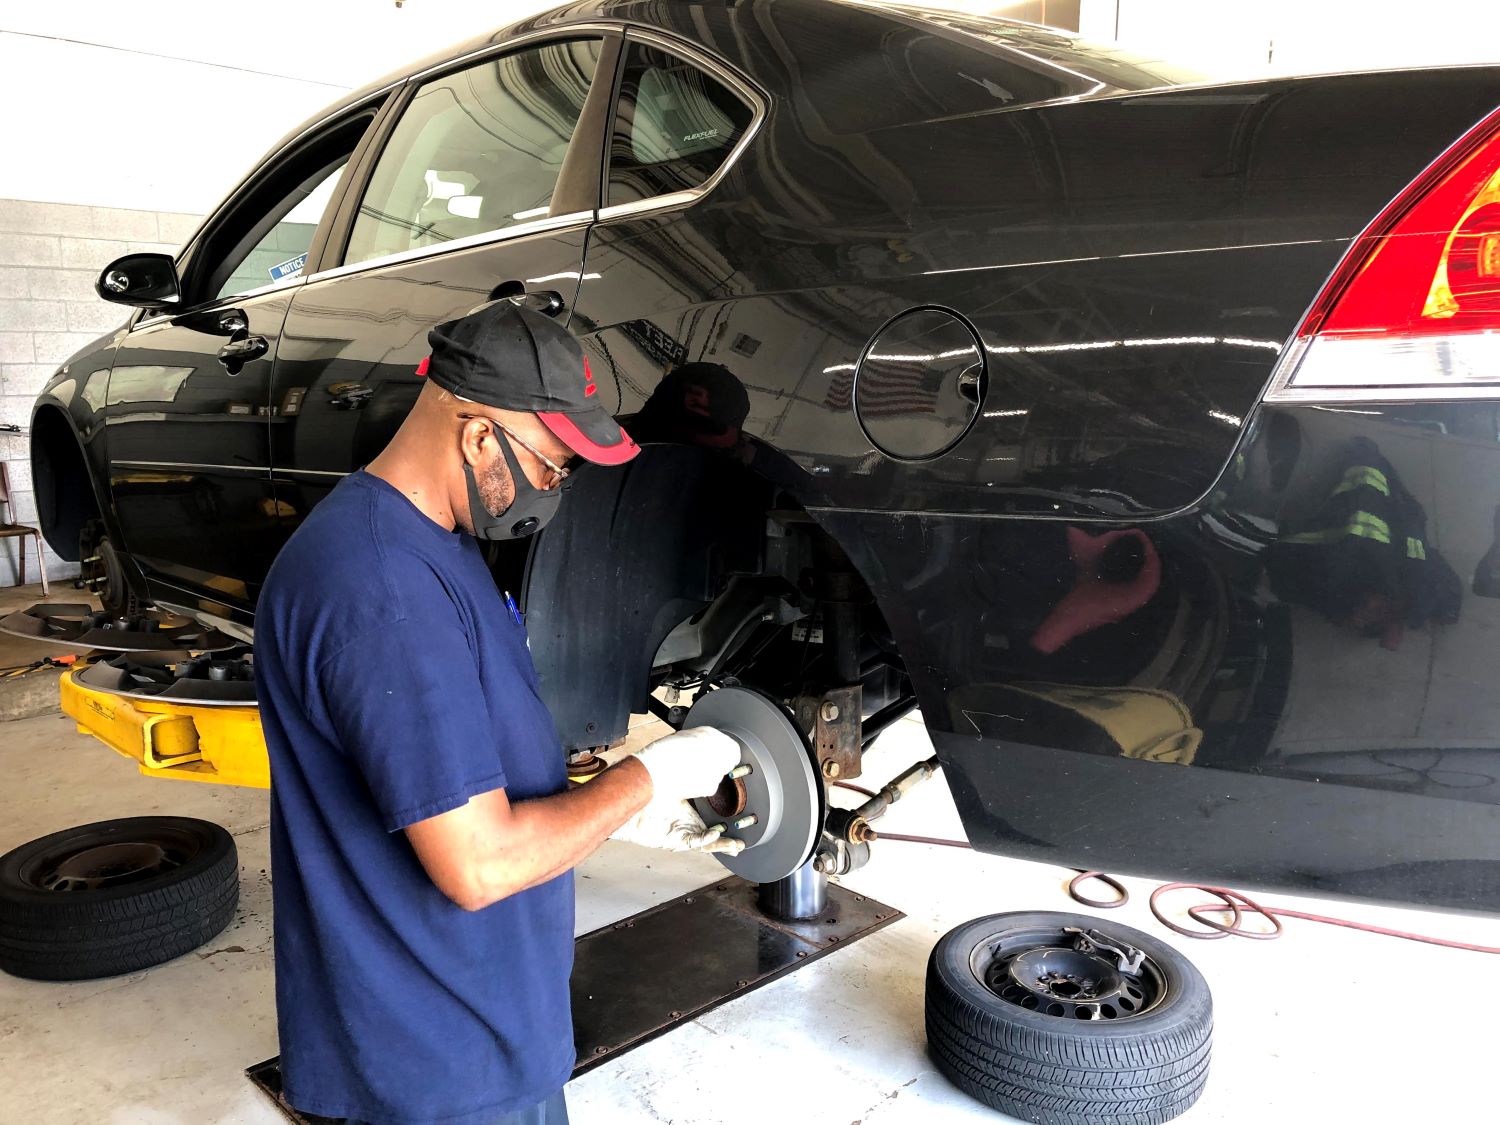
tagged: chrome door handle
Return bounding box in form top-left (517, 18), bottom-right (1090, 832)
top-left (217, 331), bottom-right (268, 374)
top-left (505, 288), bottom-right (566, 318)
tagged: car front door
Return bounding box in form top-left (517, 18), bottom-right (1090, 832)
top-left (268, 32), bottom-right (617, 532)
top-left (103, 107), bottom-right (382, 612)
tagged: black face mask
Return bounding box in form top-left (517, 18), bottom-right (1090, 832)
top-left (462, 427), bottom-right (564, 541)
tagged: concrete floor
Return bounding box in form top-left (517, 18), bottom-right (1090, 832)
top-left (3, 586), bottom-right (1500, 1122)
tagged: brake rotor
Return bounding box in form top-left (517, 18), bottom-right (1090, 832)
top-left (0, 603), bottom-right (237, 653)
top-left (73, 650), bottom-right (257, 707)
top-left (686, 686), bottom-right (823, 883)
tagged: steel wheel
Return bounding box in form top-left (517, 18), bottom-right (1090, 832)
top-left (971, 920), bottom-right (1167, 1022)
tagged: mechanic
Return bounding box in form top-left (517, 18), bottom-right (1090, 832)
top-left (254, 301), bottom-right (744, 1125)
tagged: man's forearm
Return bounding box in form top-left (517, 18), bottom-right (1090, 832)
top-left (472, 756), bottom-right (651, 906)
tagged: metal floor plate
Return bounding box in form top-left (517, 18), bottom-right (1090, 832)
top-left (571, 875), bottom-right (900, 1074)
top-left (247, 877), bottom-right (901, 1120)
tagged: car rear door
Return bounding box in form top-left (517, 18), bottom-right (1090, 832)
top-left (103, 105), bottom-right (385, 612)
top-left (267, 31), bottom-right (618, 529)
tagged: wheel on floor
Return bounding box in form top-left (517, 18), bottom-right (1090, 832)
top-left (0, 816), bottom-right (239, 981)
top-left (926, 910), bottom-right (1212, 1125)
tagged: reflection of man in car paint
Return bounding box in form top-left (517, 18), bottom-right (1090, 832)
top-left (630, 361), bottom-right (754, 463)
top-left (1268, 436), bottom-right (1461, 650)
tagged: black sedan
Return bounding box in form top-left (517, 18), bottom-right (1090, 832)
top-left (24, 0), bottom-right (1500, 1037)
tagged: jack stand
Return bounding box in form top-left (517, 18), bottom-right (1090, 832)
top-left (757, 859), bottom-right (828, 921)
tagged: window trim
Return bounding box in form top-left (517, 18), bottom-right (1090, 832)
top-left (596, 28), bottom-right (768, 223)
top-left (308, 209), bottom-right (596, 284)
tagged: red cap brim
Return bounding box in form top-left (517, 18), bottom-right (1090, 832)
top-left (537, 410), bottom-right (641, 466)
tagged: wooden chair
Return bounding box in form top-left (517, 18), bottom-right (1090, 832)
top-left (0, 462), bottom-right (49, 595)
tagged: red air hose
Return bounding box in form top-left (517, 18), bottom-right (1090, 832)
top-left (833, 781), bottom-right (1500, 954)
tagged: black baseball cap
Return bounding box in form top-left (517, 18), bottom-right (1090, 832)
top-left (420, 301), bottom-right (639, 466)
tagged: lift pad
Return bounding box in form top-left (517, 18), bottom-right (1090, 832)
top-left (58, 667), bottom-right (268, 788)
top-left (247, 876), bottom-right (901, 1121)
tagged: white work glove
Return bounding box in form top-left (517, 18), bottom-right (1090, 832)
top-left (611, 799), bottom-right (746, 854)
top-left (631, 725), bottom-right (743, 803)
top-left (611, 725), bottom-right (747, 854)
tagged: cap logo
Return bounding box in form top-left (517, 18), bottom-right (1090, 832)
top-left (583, 356), bottom-right (597, 397)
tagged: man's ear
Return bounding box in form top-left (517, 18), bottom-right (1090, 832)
top-left (458, 417), bottom-right (493, 468)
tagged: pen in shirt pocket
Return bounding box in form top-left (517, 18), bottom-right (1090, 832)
top-left (503, 591), bottom-right (523, 626)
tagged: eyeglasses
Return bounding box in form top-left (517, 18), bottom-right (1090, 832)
top-left (458, 414), bottom-right (571, 490)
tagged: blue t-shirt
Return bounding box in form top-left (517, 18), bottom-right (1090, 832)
top-left (255, 470), bottom-right (574, 1125)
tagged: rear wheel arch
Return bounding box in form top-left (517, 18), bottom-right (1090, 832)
top-left (521, 442), bottom-right (911, 751)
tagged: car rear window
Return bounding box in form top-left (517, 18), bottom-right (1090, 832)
top-left (606, 42), bottom-right (756, 208)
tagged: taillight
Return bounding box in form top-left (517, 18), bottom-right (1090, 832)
top-left (1272, 104), bottom-right (1500, 399)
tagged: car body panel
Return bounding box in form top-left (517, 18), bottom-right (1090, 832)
top-left (820, 400), bottom-right (1500, 912)
top-left (26, 0), bottom-right (1500, 911)
top-left (102, 295), bottom-right (291, 606)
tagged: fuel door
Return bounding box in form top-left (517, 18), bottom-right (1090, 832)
top-left (854, 306), bottom-right (986, 461)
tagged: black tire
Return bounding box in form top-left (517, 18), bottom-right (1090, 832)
top-left (0, 817), bottom-right (239, 981)
top-left (926, 911), bottom-right (1212, 1125)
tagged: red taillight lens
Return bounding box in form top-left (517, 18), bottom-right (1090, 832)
top-left (1315, 106), bottom-right (1500, 338)
top-left (1275, 104), bottom-right (1500, 398)
top-left (1444, 200), bottom-right (1500, 314)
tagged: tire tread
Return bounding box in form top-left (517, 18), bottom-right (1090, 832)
top-left (0, 818), bottom-right (239, 981)
top-left (925, 912), bottom-right (1213, 1125)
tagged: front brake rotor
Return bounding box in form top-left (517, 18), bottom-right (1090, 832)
top-left (685, 686), bottom-right (822, 883)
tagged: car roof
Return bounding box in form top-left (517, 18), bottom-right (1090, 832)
top-left (265, 0), bottom-right (1206, 162)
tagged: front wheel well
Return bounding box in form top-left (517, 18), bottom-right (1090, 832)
top-left (29, 405), bottom-right (100, 563)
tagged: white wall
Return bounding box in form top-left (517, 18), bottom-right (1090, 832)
top-left (0, 0), bottom-right (556, 215)
top-left (1079, 0), bottom-right (1500, 79)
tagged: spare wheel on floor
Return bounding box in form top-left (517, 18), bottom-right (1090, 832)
top-left (926, 910), bottom-right (1212, 1125)
top-left (0, 816), bottom-right (239, 981)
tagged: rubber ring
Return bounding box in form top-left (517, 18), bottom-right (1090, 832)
top-left (1067, 870), bottom-right (1129, 909)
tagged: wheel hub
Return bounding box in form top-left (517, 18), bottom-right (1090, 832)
top-left (36, 841), bottom-right (183, 892)
top-left (1007, 947), bottom-right (1121, 1003)
top-left (973, 925), bottom-right (1164, 1021)
top-left (685, 686), bottom-right (822, 883)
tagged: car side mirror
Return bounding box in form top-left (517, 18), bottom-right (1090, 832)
top-left (96, 253), bottom-right (182, 310)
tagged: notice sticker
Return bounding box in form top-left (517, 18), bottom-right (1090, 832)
top-left (269, 252), bottom-right (308, 282)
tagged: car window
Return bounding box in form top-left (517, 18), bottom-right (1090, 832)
top-left (605, 42), bottom-right (755, 208)
top-left (345, 38), bottom-right (602, 266)
top-left (215, 163), bottom-right (347, 301)
top-left (187, 107), bottom-right (376, 308)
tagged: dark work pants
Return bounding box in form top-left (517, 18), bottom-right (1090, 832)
top-left (339, 1089), bottom-right (568, 1125)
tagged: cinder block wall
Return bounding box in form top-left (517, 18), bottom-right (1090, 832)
top-left (0, 199), bottom-right (201, 584)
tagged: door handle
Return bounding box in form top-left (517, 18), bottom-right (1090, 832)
top-left (493, 283), bottom-right (566, 318)
top-left (328, 382), bottom-right (373, 410)
top-left (217, 331), bottom-right (268, 375)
